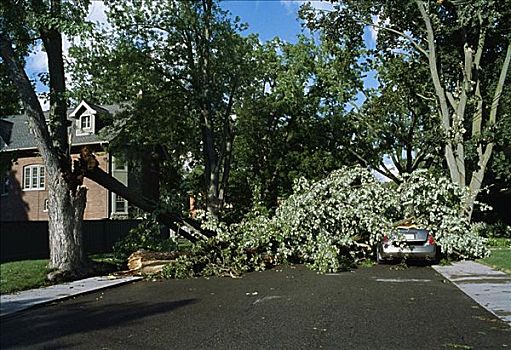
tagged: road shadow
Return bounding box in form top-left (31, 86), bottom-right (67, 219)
top-left (0, 298), bottom-right (197, 349)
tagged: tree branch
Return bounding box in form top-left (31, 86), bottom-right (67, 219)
top-left (471, 14), bottom-right (487, 138)
top-left (359, 20), bottom-right (428, 57)
top-left (378, 160), bottom-right (402, 184)
top-left (489, 40), bottom-right (511, 127)
top-left (417, 0), bottom-right (463, 185)
top-left (391, 152), bottom-right (404, 174)
top-left (0, 33), bottom-right (56, 169)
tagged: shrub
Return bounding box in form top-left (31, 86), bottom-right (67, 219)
top-left (473, 221), bottom-right (511, 239)
top-left (113, 219), bottom-right (178, 262)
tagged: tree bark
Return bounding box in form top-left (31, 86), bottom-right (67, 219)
top-left (199, 0), bottom-right (222, 218)
top-left (465, 41), bottom-right (511, 219)
top-left (48, 185), bottom-right (88, 279)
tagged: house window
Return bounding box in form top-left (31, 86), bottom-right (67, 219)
top-left (111, 156), bottom-right (128, 215)
top-left (43, 198), bottom-right (49, 212)
top-left (23, 165), bottom-right (45, 190)
top-left (112, 157), bottom-right (126, 170)
top-left (81, 115), bottom-right (91, 130)
top-left (112, 193), bottom-right (128, 214)
top-left (1, 173), bottom-right (9, 196)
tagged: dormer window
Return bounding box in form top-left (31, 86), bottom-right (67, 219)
top-left (76, 113), bottom-right (94, 135)
top-left (81, 115), bottom-right (92, 130)
top-left (71, 101), bottom-right (98, 136)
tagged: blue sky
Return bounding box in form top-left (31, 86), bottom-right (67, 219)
top-left (221, 1), bottom-right (307, 43)
top-left (221, 1), bottom-right (377, 48)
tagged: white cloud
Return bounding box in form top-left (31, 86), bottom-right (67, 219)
top-left (87, 1), bottom-right (108, 23)
top-left (26, 43), bottom-right (47, 76)
top-left (369, 15), bottom-right (379, 43)
top-left (366, 15), bottom-right (391, 48)
top-left (280, 0), bottom-right (301, 15)
top-left (38, 93), bottom-right (50, 112)
top-left (309, 1), bottom-right (335, 11)
top-left (280, 1), bottom-right (334, 15)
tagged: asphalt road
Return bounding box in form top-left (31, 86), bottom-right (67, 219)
top-left (1, 265), bottom-right (509, 349)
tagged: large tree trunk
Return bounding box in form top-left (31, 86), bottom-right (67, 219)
top-left (47, 183), bottom-right (88, 279)
top-left (43, 13), bottom-right (89, 277)
top-left (1, 29), bottom-right (88, 280)
top-left (202, 112), bottom-right (221, 217)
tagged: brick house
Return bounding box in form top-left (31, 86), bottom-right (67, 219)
top-left (0, 100), bottom-right (132, 222)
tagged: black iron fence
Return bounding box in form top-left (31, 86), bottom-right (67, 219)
top-left (0, 220), bottom-right (141, 262)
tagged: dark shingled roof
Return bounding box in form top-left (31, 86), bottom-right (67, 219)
top-left (0, 115), bottom-right (34, 151)
top-left (0, 103), bottom-right (121, 152)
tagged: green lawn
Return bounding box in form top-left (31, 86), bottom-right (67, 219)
top-left (0, 254), bottom-right (122, 295)
top-left (0, 259), bottom-right (51, 294)
top-left (479, 248), bottom-right (511, 274)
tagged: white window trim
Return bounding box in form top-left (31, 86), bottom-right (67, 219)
top-left (110, 155), bottom-right (129, 215)
top-left (112, 156), bottom-right (127, 171)
top-left (23, 165), bottom-right (45, 191)
top-left (81, 115), bottom-right (92, 129)
top-left (76, 112), bottom-right (96, 136)
top-left (43, 198), bottom-right (49, 212)
top-left (112, 193), bottom-right (128, 214)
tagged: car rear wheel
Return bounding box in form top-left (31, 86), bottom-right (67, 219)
top-left (376, 250), bottom-right (385, 264)
top-left (432, 246), bottom-right (441, 265)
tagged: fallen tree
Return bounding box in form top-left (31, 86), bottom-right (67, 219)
top-left (75, 147), bottom-right (215, 243)
top-left (162, 166), bottom-right (490, 278)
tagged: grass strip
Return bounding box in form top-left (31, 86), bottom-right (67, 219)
top-left (0, 259), bottom-right (50, 294)
top-left (479, 248), bottom-right (511, 274)
top-left (1, 254), bottom-right (123, 295)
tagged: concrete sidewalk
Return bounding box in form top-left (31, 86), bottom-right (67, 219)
top-left (0, 275), bottom-right (142, 317)
top-left (433, 260), bottom-right (511, 325)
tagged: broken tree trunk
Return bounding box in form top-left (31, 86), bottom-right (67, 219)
top-left (76, 147), bottom-right (215, 243)
top-left (127, 250), bottom-right (185, 275)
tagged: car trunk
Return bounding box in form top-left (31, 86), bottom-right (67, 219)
top-left (395, 228), bottom-right (429, 244)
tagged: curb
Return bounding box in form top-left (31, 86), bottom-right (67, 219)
top-left (0, 275), bottom-right (142, 317)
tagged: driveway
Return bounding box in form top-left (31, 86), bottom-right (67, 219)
top-left (1, 265), bottom-right (509, 349)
